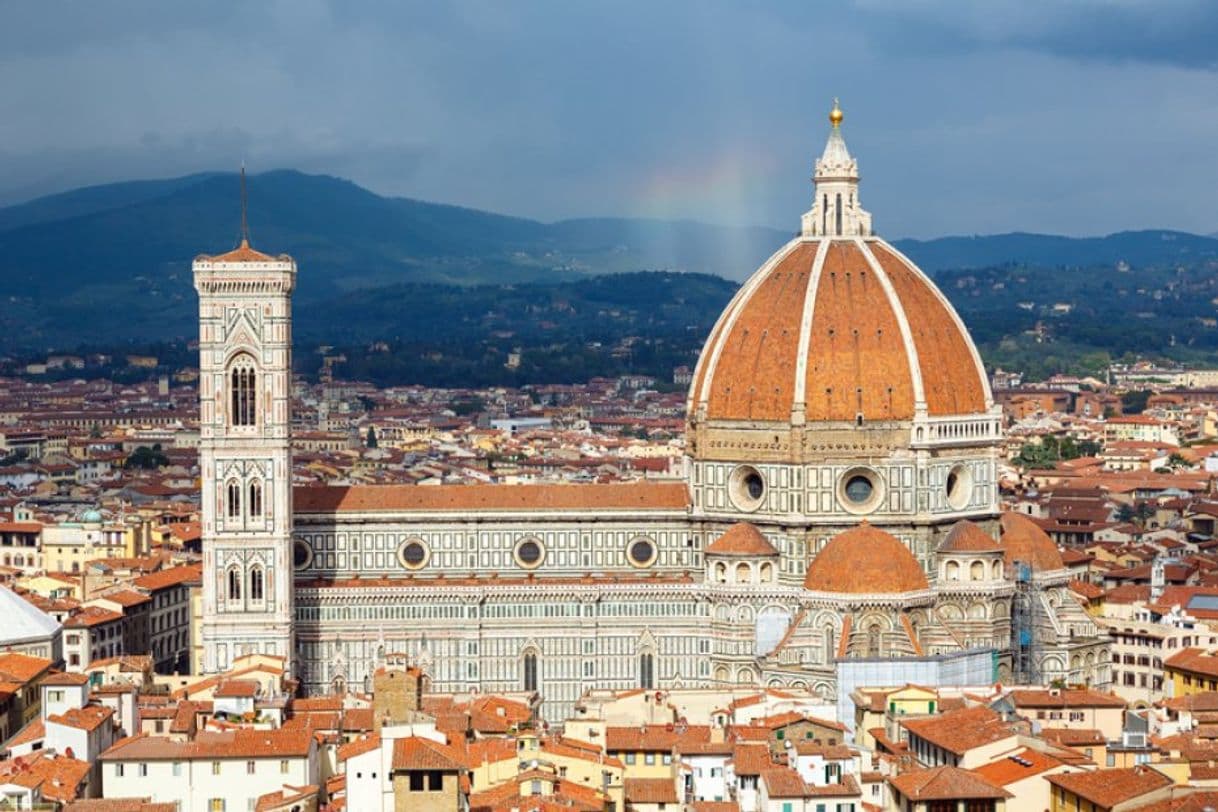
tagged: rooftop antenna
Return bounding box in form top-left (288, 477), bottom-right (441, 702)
top-left (239, 161), bottom-right (250, 247)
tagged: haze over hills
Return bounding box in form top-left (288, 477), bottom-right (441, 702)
top-left (3, 169), bottom-right (1218, 357)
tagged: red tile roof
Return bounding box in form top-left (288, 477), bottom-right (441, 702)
top-left (1008, 688), bottom-right (1126, 709)
top-left (705, 523), bottom-right (778, 556)
top-left (624, 777), bottom-right (679, 804)
top-left (1001, 511), bottom-right (1066, 571)
top-left (1166, 648), bottom-right (1218, 679)
top-left (900, 706), bottom-right (1016, 756)
top-left (294, 481), bottom-right (690, 513)
top-left (972, 748), bottom-right (1065, 786)
top-left (804, 523), bottom-right (929, 594)
top-left (889, 766), bottom-right (1010, 801)
top-left (132, 563), bottom-right (201, 591)
top-left (939, 520), bottom-right (1002, 553)
top-left (101, 729), bottom-right (313, 761)
top-left (1046, 766), bottom-right (1172, 807)
top-left (201, 239), bottom-right (282, 264)
top-left (392, 736), bottom-right (468, 772)
top-left (48, 705), bottom-right (114, 733)
top-left (0, 652), bottom-right (52, 683)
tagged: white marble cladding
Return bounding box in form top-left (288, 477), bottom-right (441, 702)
top-left (294, 587), bottom-right (712, 721)
top-left (689, 457), bottom-right (998, 519)
top-left (292, 517), bottom-right (699, 576)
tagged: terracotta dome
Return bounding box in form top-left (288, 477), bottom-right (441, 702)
top-left (938, 520), bottom-right (1002, 554)
top-left (804, 523), bottom-right (929, 594)
top-left (1000, 512), bottom-right (1065, 572)
top-left (688, 238), bottom-right (989, 425)
top-left (706, 523), bottom-right (778, 556)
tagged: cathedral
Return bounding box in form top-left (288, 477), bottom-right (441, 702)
top-left (196, 103), bottom-right (1110, 721)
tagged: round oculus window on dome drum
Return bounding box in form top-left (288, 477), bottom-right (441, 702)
top-left (514, 538), bottom-right (545, 569)
top-left (397, 538), bottom-right (430, 570)
top-left (838, 467), bottom-right (883, 514)
top-left (728, 465), bottom-right (766, 512)
top-left (945, 464), bottom-right (973, 511)
top-left (292, 539), bottom-right (313, 571)
top-left (627, 537), bottom-right (657, 568)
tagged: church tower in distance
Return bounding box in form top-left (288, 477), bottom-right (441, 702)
top-left (194, 174), bottom-right (297, 674)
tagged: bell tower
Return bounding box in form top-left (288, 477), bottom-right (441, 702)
top-left (195, 171), bottom-right (296, 673)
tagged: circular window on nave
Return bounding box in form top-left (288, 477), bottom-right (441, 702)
top-left (839, 467), bottom-right (883, 514)
top-left (514, 537), bottom-right (546, 569)
top-left (729, 465), bottom-right (766, 512)
top-left (397, 537), bottom-right (431, 570)
top-left (292, 539), bottom-right (313, 570)
top-left (627, 536), bottom-right (657, 568)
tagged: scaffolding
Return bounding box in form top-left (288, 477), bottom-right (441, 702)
top-left (1011, 561), bottom-right (1041, 685)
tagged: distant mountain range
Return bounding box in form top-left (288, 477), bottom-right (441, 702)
top-left (2, 169), bottom-right (1218, 351)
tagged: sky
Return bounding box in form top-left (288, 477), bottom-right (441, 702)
top-left (2, 0), bottom-right (1218, 239)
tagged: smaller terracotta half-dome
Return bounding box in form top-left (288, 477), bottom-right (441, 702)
top-left (938, 520), bottom-right (1001, 554)
top-left (706, 523), bottom-right (779, 557)
top-left (1000, 512), bottom-right (1065, 572)
top-left (804, 523), bottom-right (929, 594)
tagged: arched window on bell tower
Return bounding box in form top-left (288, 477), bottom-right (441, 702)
top-left (226, 480), bottom-right (241, 520)
top-left (228, 354), bottom-right (258, 428)
top-left (249, 565), bottom-right (264, 602)
top-left (248, 480), bottom-right (263, 519)
top-left (227, 567), bottom-right (242, 602)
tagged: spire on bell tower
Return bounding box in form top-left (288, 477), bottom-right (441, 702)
top-left (801, 98), bottom-right (872, 238)
top-left (239, 163), bottom-right (251, 249)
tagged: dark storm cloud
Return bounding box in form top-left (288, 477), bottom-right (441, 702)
top-left (1, 1), bottom-right (1217, 238)
top-left (850, 1), bottom-right (1218, 71)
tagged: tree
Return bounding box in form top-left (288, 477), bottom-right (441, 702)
top-left (366, 426), bottom-right (378, 448)
top-left (124, 443), bottom-right (169, 470)
top-left (1165, 452), bottom-right (1191, 470)
top-left (1114, 501), bottom-right (1154, 528)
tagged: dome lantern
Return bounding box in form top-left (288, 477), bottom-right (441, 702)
top-left (802, 98), bottom-right (872, 238)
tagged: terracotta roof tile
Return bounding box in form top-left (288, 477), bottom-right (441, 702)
top-left (972, 748), bottom-right (1064, 786)
top-left (1046, 766), bottom-right (1172, 807)
top-left (706, 523), bottom-right (779, 556)
top-left (201, 239), bottom-right (283, 264)
top-left (870, 242), bottom-right (988, 415)
top-left (101, 729), bottom-right (313, 761)
top-left (900, 706), bottom-right (1015, 756)
top-left (889, 766), bottom-right (1010, 801)
top-left (804, 523), bottom-right (929, 594)
top-left (1008, 688), bottom-right (1126, 709)
top-left (48, 705), bottom-right (113, 733)
top-left (624, 777), bottom-right (680, 804)
top-left (802, 240), bottom-right (917, 422)
top-left (938, 520), bottom-right (1001, 553)
top-left (294, 481), bottom-right (689, 513)
top-left (132, 563), bottom-right (201, 591)
top-left (0, 652), bottom-right (52, 683)
top-left (63, 800), bottom-right (177, 812)
top-left (691, 239), bottom-right (988, 425)
top-left (1001, 511), bottom-right (1066, 572)
top-left (392, 736), bottom-right (468, 772)
top-left (705, 241), bottom-right (817, 421)
top-left (1166, 647), bottom-right (1218, 679)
